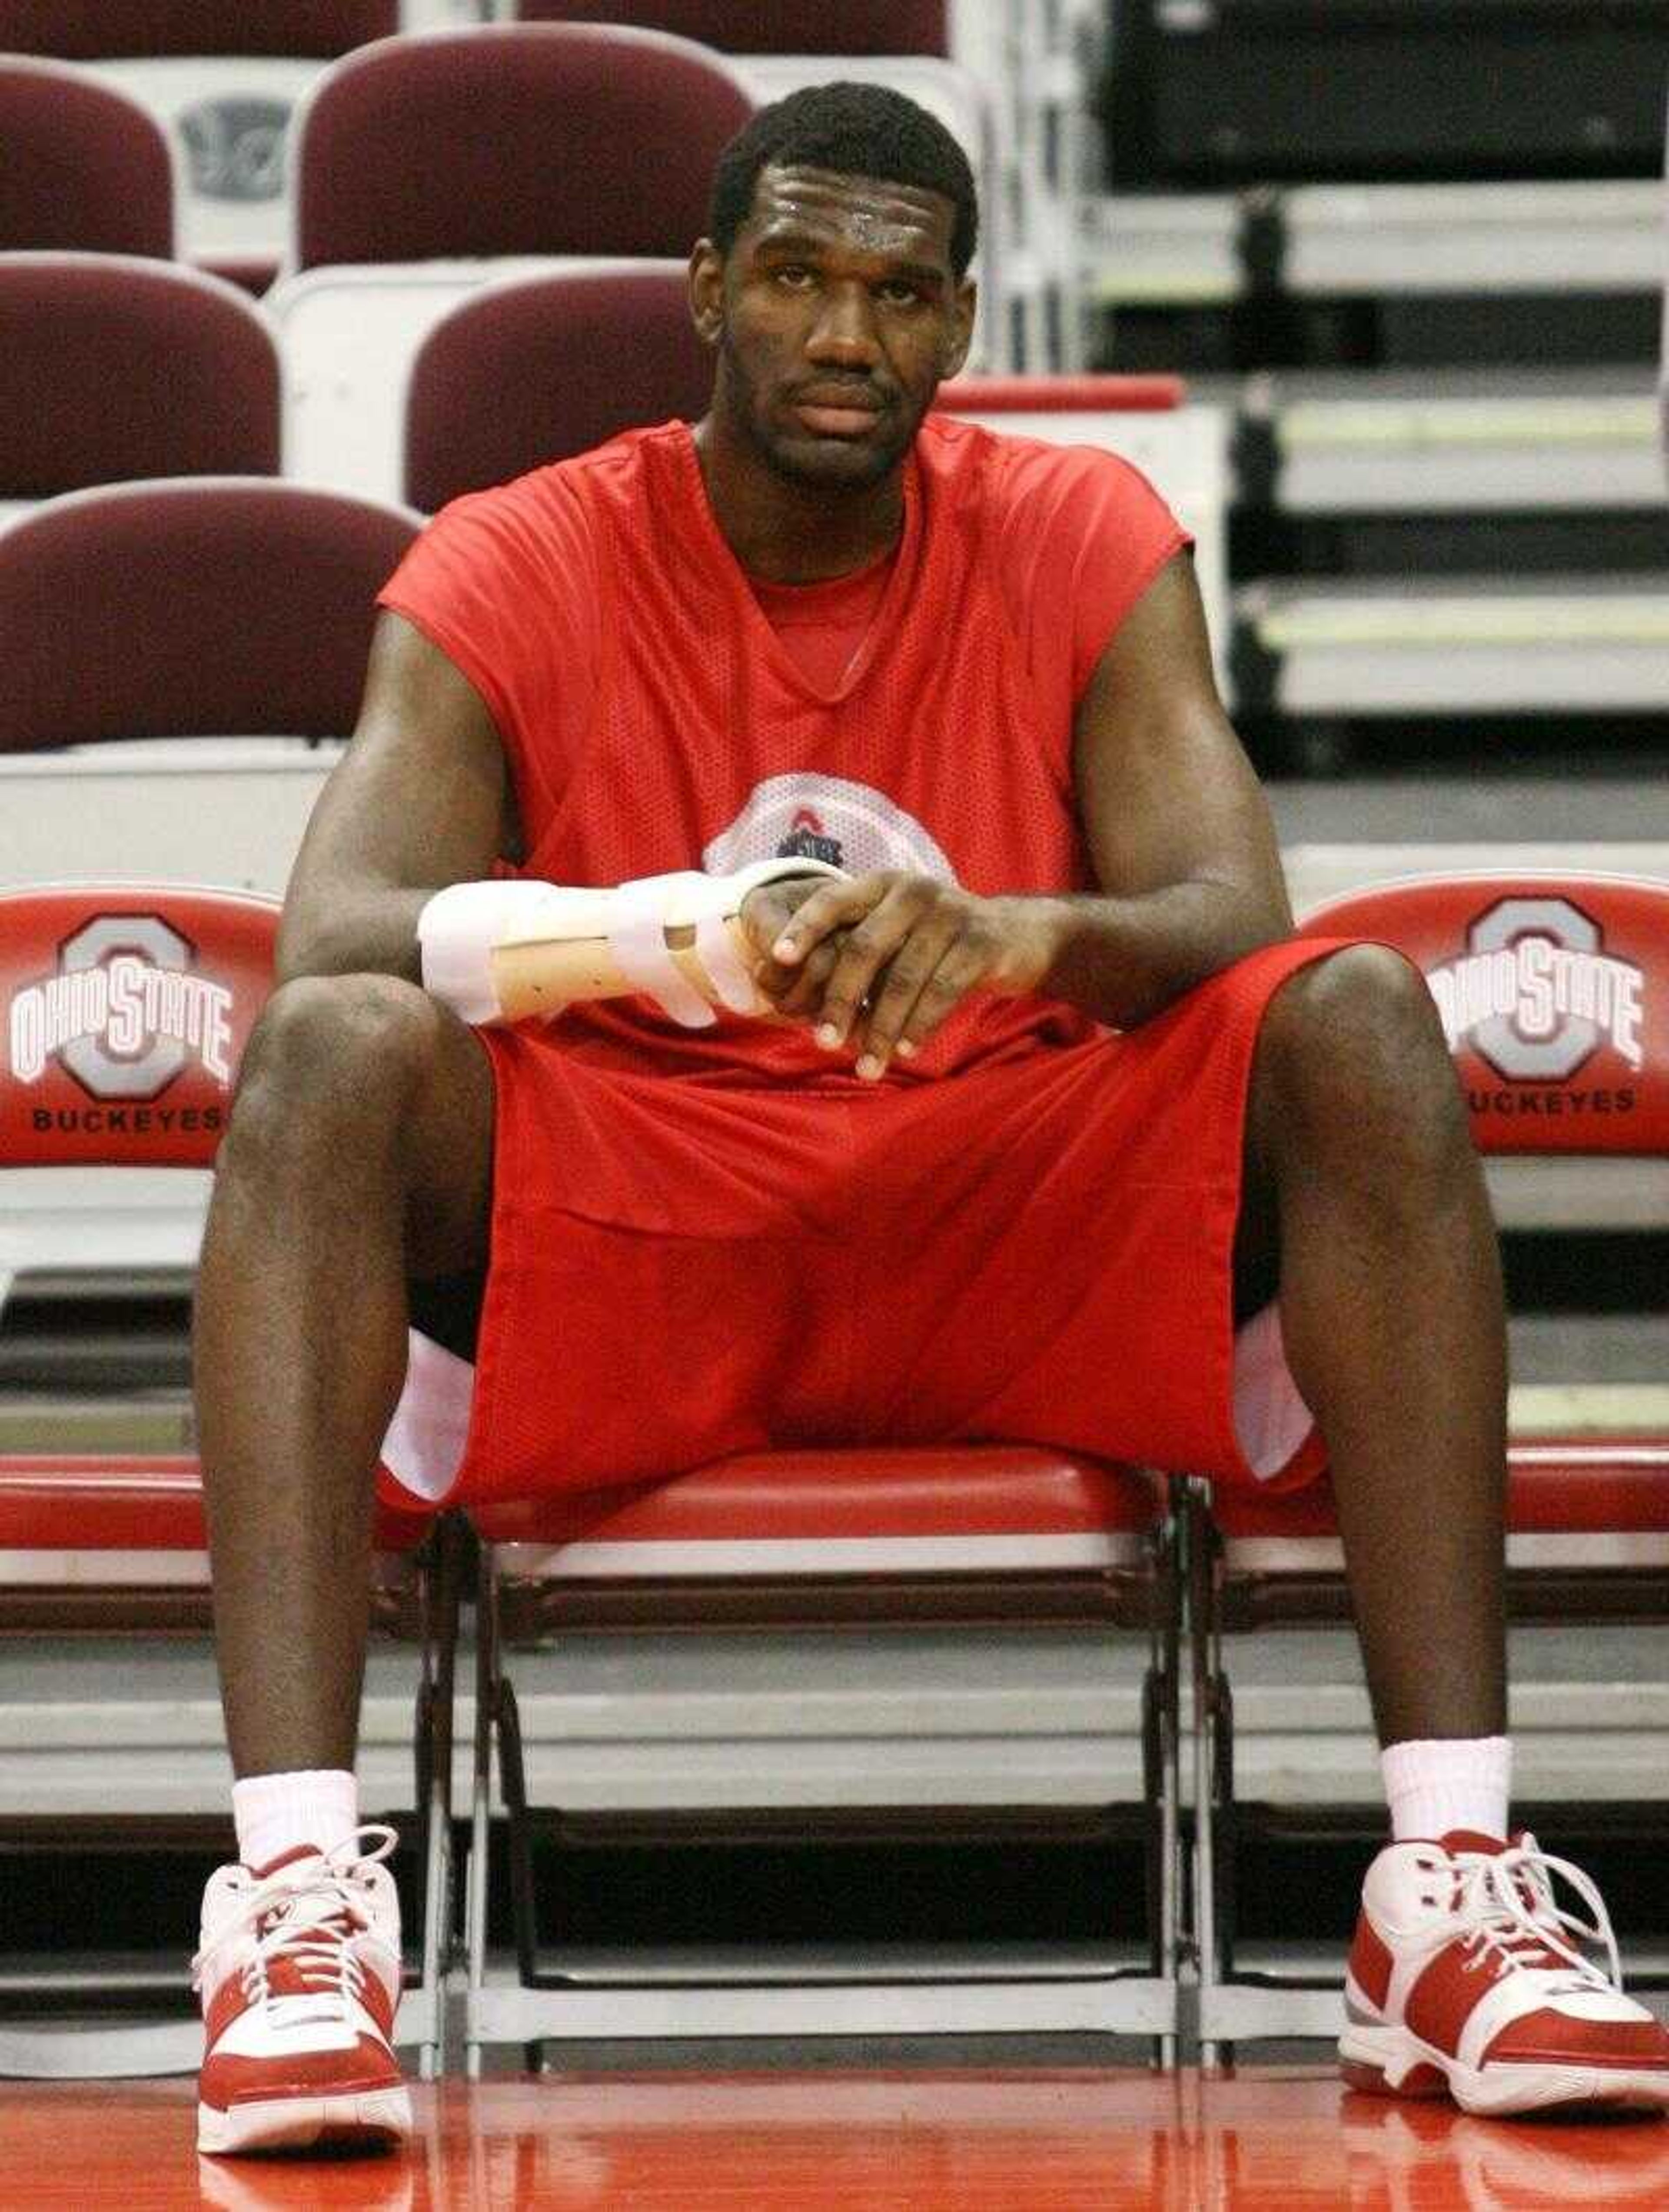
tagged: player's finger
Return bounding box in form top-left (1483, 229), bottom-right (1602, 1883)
top-left (811, 888), bottom-right (923, 1047)
top-left (886, 941), bottom-right (989, 1066)
top-left (737, 882), bottom-right (801, 963)
top-left (769, 932), bottom-right (849, 1019)
top-left (851, 919), bottom-right (960, 1076)
top-left (767, 873), bottom-right (892, 966)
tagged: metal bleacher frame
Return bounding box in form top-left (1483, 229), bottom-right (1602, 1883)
top-left (461, 1450), bottom-right (1185, 2066)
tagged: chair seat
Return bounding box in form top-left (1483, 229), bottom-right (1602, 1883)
top-left (1214, 1436), bottom-right (1669, 1553)
top-left (0, 1453), bottom-right (431, 1556)
top-left (474, 1443), bottom-right (1161, 1578)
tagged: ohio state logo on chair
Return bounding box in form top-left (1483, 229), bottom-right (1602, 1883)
top-left (1300, 873), bottom-right (1669, 1154)
top-left (0, 884), bottom-right (277, 1168)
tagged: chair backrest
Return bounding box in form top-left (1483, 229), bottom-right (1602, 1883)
top-left (0, 477), bottom-right (418, 754)
top-left (512, 0), bottom-right (948, 57)
top-left (0, 3), bottom-right (396, 57)
top-left (0, 58), bottom-right (175, 256)
top-left (293, 23), bottom-right (755, 269)
top-left (0, 883), bottom-right (277, 1170)
top-left (1302, 873), bottom-right (1669, 1156)
top-left (0, 255), bottom-right (280, 500)
top-left (405, 264), bottom-right (711, 509)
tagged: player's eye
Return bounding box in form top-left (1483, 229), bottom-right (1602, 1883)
top-left (772, 264), bottom-right (815, 289)
top-left (877, 280), bottom-right (922, 304)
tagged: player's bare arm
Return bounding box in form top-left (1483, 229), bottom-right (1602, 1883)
top-left (276, 610), bottom-right (517, 986)
top-left (741, 549), bottom-right (1292, 1074)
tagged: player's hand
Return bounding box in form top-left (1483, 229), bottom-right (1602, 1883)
top-left (745, 870), bottom-right (1060, 1078)
top-left (738, 874), bottom-right (858, 1024)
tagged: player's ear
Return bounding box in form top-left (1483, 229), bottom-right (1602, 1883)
top-left (689, 239), bottom-right (725, 348)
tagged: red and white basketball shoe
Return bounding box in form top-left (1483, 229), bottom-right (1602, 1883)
top-left (1341, 1829), bottom-right (1669, 2117)
top-left (192, 1825), bottom-right (412, 2155)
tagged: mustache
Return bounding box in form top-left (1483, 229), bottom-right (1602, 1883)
top-left (786, 379), bottom-right (894, 410)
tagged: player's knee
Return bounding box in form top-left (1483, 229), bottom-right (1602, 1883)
top-left (1259, 943), bottom-right (1455, 1143)
top-left (226, 973), bottom-right (442, 1167)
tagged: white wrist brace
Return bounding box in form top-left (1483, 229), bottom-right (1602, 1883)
top-left (418, 857), bottom-right (848, 1028)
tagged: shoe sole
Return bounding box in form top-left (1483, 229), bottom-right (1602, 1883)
top-left (197, 2085), bottom-right (412, 2155)
top-left (1341, 2019), bottom-right (1669, 2118)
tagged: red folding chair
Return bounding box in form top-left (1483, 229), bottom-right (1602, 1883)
top-left (1190, 871), bottom-right (1669, 2054)
top-left (0, 883), bottom-right (462, 2076)
top-left (462, 1446), bottom-right (1182, 2065)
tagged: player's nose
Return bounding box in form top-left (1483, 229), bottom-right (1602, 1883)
top-left (804, 280), bottom-right (882, 366)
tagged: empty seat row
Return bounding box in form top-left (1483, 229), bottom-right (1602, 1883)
top-left (0, 18), bottom-right (982, 299)
top-left (0, 253), bottom-right (1227, 635)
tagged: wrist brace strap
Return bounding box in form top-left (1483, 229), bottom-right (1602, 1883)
top-left (418, 857), bottom-right (847, 1028)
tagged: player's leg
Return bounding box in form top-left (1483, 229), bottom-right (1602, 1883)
top-left (190, 971), bottom-right (495, 2155)
top-left (1239, 943), bottom-right (1669, 2115)
top-left (1237, 941), bottom-right (1506, 1751)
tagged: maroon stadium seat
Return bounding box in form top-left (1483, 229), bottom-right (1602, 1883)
top-left (0, 881), bottom-right (460, 2076)
top-left (404, 266), bottom-right (711, 510)
top-left (1190, 871), bottom-right (1669, 2053)
top-left (0, 478), bottom-right (415, 755)
top-left (294, 24), bottom-right (754, 270)
top-left (512, 0), bottom-right (948, 57)
top-left (0, 255), bottom-right (279, 502)
top-left (0, 59), bottom-right (174, 257)
top-left (0, 2), bottom-right (396, 59)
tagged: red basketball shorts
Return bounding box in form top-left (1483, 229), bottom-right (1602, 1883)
top-left (380, 938), bottom-right (1355, 1509)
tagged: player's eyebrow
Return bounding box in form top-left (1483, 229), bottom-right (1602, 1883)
top-left (753, 227), bottom-right (946, 287)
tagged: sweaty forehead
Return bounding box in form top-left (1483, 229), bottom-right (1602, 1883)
top-left (743, 164), bottom-right (955, 265)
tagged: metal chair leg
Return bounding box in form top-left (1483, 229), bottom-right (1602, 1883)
top-left (416, 1513), bottom-right (464, 2078)
top-left (1144, 1491), bottom-right (1184, 2069)
top-left (1187, 1479), bottom-right (1224, 2067)
top-left (464, 1539), bottom-right (498, 2081)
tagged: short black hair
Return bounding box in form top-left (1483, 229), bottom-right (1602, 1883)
top-left (707, 80), bottom-right (978, 283)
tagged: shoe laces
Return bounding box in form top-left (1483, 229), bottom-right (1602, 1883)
top-left (192, 1823), bottom-right (397, 2019)
top-left (1441, 1834), bottom-right (1621, 1995)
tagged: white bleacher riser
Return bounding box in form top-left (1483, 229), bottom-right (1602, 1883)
top-left (1269, 380), bottom-right (1664, 516)
top-left (1085, 195), bottom-right (1243, 311)
top-left (1, 1629), bottom-right (1665, 1819)
top-left (271, 257), bottom-right (671, 503)
top-left (1285, 842), bottom-right (1669, 915)
top-left (0, 1168), bottom-right (209, 1313)
top-left (1240, 579), bottom-right (1669, 717)
top-left (737, 57), bottom-right (1007, 374)
top-left (81, 58), bottom-right (319, 267)
top-left (1283, 180), bottom-right (1664, 298)
top-left (1083, 180), bottom-right (1666, 311)
top-left (949, 403), bottom-right (1232, 682)
top-left (0, 741), bottom-right (339, 900)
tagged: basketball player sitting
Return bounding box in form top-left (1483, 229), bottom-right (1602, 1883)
top-left (189, 84), bottom-right (1669, 2154)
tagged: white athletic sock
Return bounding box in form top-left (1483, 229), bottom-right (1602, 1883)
top-left (232, 1768), bottom-right (359, 1872)
top-left (1380, 1735), bottom-right (1512, 1843)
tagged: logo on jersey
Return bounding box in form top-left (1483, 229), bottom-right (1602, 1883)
top-left (1425, 896), bottom-right (1644, 1082)
top-left (8, 914), bottom-right (234, 1101)
top-left (704, 774), bottom-right (957, 883)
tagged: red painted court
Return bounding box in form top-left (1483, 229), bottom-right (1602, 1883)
top-left (4, 2070), bottom-right (1668, 2209)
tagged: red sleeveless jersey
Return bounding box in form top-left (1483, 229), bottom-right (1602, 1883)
top-left (379, 414), bottom-right (1188, 1086)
